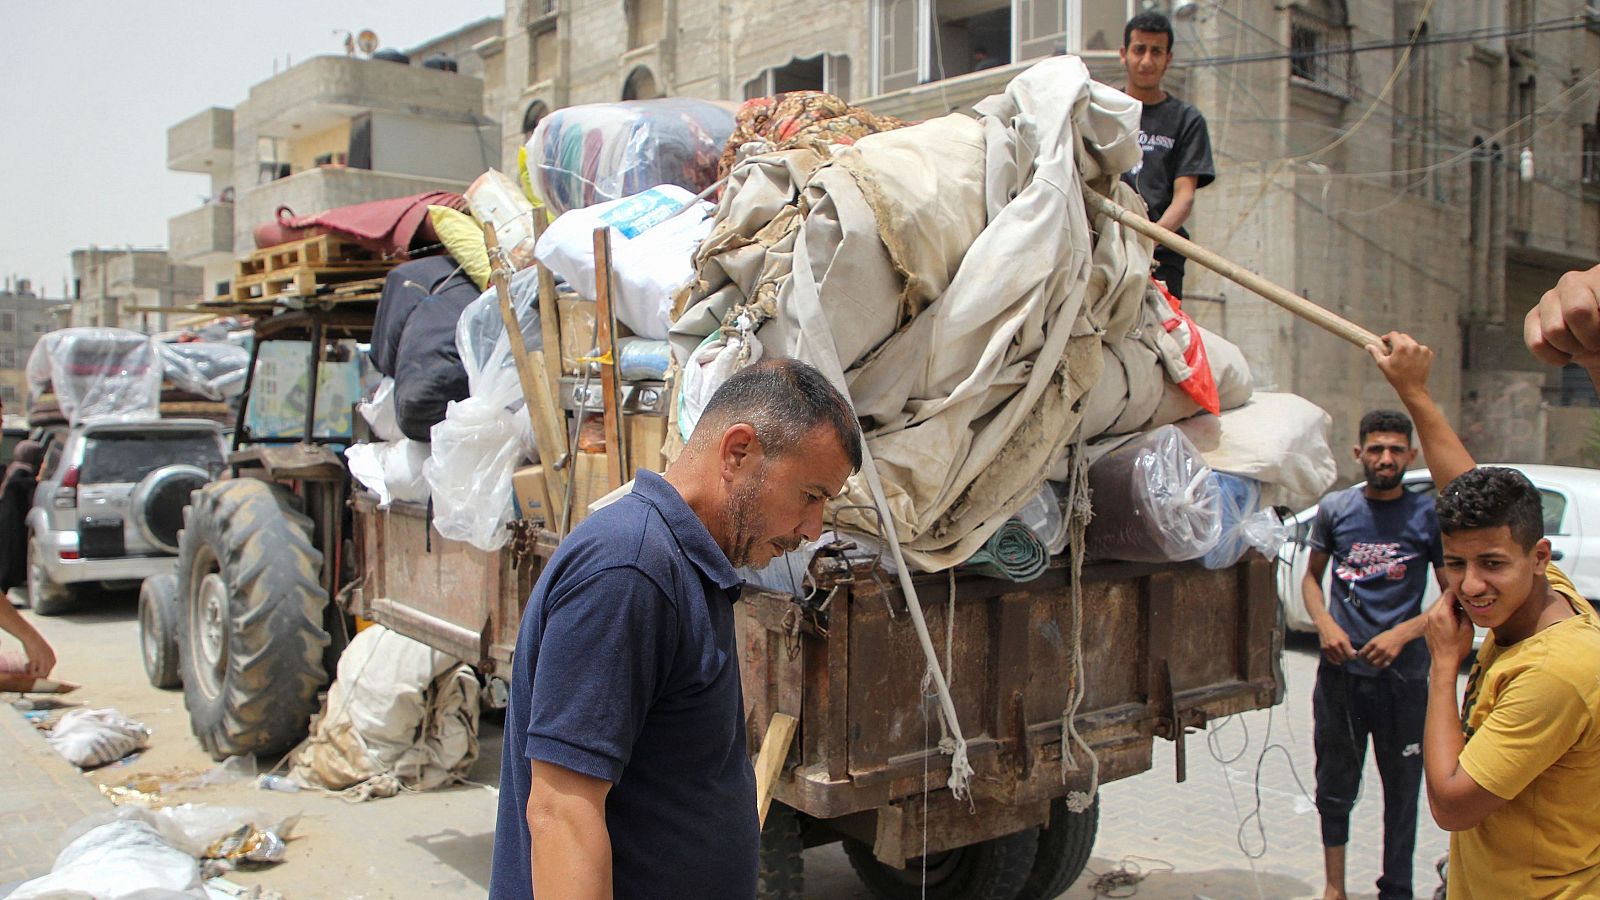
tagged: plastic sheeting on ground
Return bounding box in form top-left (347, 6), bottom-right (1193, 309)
top-left (671, 56), bottom-right (1152, 571)
top-left (288, 625), bottom-right (479, 799)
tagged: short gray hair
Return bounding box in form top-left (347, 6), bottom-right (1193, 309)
top-left (694, 358), bottom-right (863, 471)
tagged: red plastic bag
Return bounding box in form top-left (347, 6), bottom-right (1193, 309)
top-left (1155, 278), bottom-right (1220, 415)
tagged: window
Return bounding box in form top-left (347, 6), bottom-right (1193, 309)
top-left (622, 65), bottom-right (663, 101)
top-left (0, 348), bottom-right (13, 368)
top-left (627, 0), bottom-right (664, 49)
top-left (523, 100), bottom-right (550, 139)
top-left (81, 431), bottom-right (224, 485)
top-left (0, 385), bottom-right (14, 404)
top-left (1394, 20), bottom-right (1440, 198)
top-left (743, 55), bottom-right (852, 101)
top-left (530, 27), bottom-right (559, 84)
top-left (874, 0), bottom-right (1124, 95)
top-left (1541, 490), bottom-right (1569, 535)
top-left (1583, 103), bottom-right (1600, 189)
top-left (0, 312), bottom-right (13, 332)
top-left (1288, 5), bottom-right (1351, 98)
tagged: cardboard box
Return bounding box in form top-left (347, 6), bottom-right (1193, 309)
top-left (512, 465), bottom-right (553, 523)
top-left (626, 414), bottom-right (669, 475)
top-left (566, 451), bottom-right (614, 528)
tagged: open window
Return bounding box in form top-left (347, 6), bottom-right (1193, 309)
top-left (522, 100), bottom-right (549, 140)
top-left (742, 54), bottom-right (853, 101)
top-left (874, 0), bottom-right (1120, 95)
top-left (622, 65), bottom-right (663, 100)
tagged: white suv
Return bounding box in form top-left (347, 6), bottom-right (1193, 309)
top-left (1276, 464), bottom-right (1600, 638)
top-left (25, 419), bottom-right (226, 615)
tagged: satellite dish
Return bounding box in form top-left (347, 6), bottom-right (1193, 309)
top-left (357, 29), bottom-right (380, 55)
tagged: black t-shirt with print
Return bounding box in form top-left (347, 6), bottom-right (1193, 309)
top-left (1120, 94), bottom-right (1215, 234)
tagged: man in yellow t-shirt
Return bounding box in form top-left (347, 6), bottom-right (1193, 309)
top-left (1369, 331), bottom-right (1600, 898)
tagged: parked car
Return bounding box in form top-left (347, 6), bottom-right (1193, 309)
top-left (23, 419), bottom-right (226, 616)
top-left (1276, 464), bottom-right (1600, 640)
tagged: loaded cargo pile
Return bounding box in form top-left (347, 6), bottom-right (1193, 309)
top-left (24, 328), bottom-right (247, 427)
top-left (247, 57), bottom-right (1339, 579)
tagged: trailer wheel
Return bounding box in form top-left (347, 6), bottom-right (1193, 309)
top-left (758, 802), bottom-right (804, 900)
top-left (178, 479), bottom-right (330, 760)
top-left (139, 573), bottom-right (181, 689)
top-left (1015, 796), bottom-right (1100, 900)
top-left (844, 827), bottom-right (1039, 900)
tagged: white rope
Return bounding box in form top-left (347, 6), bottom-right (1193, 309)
top-left (1060, 437), bottom-right (1100, 813)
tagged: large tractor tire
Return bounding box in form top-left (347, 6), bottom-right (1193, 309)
top-left (1014, 796), bottom-right (1100, 900)
top-left (844, 827), bottom-right (1039, 900)
top-left (177, 479), bottom-right (330, 760)
top-left (757, 802), bottom-right (805, 900)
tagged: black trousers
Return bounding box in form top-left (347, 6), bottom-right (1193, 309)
top-left (1313, 663), bottom-right (1428, 900)
top-left (1153, 246), bottom-right (1185, 300)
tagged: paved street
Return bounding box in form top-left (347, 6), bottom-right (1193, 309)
top-left (2, 590), bottom-right (1446, 899)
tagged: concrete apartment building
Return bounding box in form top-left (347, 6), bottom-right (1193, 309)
top-left (166, 18), bottom-right (502, 301)
top-left (68, 249), bottom-right (203, 334)
top-left (0, 278), bottom-right (64, 409)
top-left (482, 0), bottom-right (1599, 475)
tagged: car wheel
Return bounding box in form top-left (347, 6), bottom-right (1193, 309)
top-left (844, 827), bottom-right (1039, 900)
top-left (139, 573), bottom-right (181, 689)
top-left (26, 538), bottom-right (74, 617)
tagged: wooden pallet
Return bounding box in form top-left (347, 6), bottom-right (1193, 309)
top-left (230, 264), bottom-right (393, 304)
top-left (235, 234), bottom-right (384, 280)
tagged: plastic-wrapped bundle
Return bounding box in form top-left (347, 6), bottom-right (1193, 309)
top-left (158, 342), bottom-right (250, 401)
top-left (1084, 425), bottom-right (1222, 563)
top-left (618, 337), bottom-right (672, 381)
top-left (1200, 473), bottom-right (1290, 569)
top-left (26, 328), bottom-right (162, 425)
top-left (523, 99), bottom-right (735, 216)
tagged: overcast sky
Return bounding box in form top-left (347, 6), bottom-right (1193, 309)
top-left (0, 0), bottom-right (502, 295)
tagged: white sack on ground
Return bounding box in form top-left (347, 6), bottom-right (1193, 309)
top-left (673, 57), bottom-right (1149, 570)
top-left (289, 625), bottom-right (479, 798)
top-left (7, 819), bottom-right (204, 899)
top-left (1175, 392), bottom-right (1338, 510)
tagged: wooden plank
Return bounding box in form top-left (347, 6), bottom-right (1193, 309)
top-left (532, 214), bottom-right (566, 429)
top-left (591, 228), bottom-right (627, 489)
top-left (483, 223), bottom-right (569, 518)
top-left (755, 712), bottom-right (798, 828)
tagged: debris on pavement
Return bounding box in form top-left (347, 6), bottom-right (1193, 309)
top-left (46, 707), bottom-right (151, 768)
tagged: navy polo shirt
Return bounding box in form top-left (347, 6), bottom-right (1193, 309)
top-left (489, 470), bottom-right (757, 900)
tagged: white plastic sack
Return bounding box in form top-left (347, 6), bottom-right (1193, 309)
top-left (347, 439), bottom-right (430, 507)
top-left (466, 168), bottom-right (538, 269)
top-left (1015, 483), bottom-right (1069, 555)
top-left (26, 328), bottom-right (163, 424)
top-left (358, 377), bottom-right (406, 443)
top-left (677, 325), bottom-right (763, 442)
top-left (8, 819), bottom-right (203, 899)
top-left (47, 707), bottom-right (150, 769)
top-left (1084, 425), bottom-right (1222, 563)
top-left (289, 625), bottom-right (479, 795)
top-left (425, 399), bottom-right (524, 551)
top-left (1200, 473), bottom-right (1290, 569)
top-left (1175, 392), bottom-right (1338, 510)
top-left (535, 186), bottom-right (715, 340)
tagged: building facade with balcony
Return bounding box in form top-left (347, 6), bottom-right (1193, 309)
top-left (68, 249), bottom-right (203, 334)
top-left (167, 20), bottom-right (502, 301)
top-left (486, 0), bottom-right (1599, 473)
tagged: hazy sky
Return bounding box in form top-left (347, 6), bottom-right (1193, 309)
top-left (0, 0), bottom-right (502, 295)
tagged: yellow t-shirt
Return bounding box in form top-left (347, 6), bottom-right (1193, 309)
top-left (1449, 564), bottom-right (1600, 899)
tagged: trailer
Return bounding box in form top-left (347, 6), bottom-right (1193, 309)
top-left (351, 493), bottom-right (1283, 897)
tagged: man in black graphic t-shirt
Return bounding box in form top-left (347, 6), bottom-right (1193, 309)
top-left (1118, 12), bottom-right (1215, 300)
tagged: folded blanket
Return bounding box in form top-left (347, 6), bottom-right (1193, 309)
top-left (963, 518), bottom-right (1049, 582)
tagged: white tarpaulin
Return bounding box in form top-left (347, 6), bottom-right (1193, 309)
top-left (676, 57), bottom-right (1172, 570)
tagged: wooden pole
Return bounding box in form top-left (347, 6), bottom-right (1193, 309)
top-left (754, 712), bottom-right (798, 828)
top-left (592, 227), bottom-right (628, 490)
top-left (531, 212), bottom-right (565, 400)
top-left (1082, 190), bottom-right (1384, 349)
top-left (484, 223), bottom-right (568, 520)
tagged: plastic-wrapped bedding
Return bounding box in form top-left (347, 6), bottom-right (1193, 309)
top-left (26, 328), bottom-right (162, 424)
top-left (523, 99), bottom-right (735, 216)
top-left (1174, 392), bottom-right (1338, 511)
top-left (371, 257), bottom-right (476, 378)
top-left (1199, 473), bottom-right (1290, 570)
top-left (1084, 425), bottom-right (1222, 564)
top-left (391, 263), bottom-right (485, 442)
top-left (157, 342), bottom-right (250, 400)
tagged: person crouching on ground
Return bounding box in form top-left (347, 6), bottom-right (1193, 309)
top-left (488, 358), bottom-right (862, 900)
top-left (1370, 333), bottom-right (1600, 899)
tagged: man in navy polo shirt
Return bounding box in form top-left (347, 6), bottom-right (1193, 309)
top-left (490, 359), bottom-right (862, 900)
